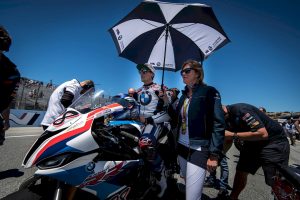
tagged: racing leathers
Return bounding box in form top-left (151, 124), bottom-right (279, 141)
top-left (136, 82), bottom-right (172, 198)
top-left (136, 82), bottom-right (170, 149)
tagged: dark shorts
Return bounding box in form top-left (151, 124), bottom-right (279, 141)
top-left (237, 138), bottom-right (290, 186)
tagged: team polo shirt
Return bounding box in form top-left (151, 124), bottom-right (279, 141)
top-left (226, 103), bottom-right (286, 142)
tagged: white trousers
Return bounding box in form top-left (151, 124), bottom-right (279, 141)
top-left (178, 155), bottom-right (207, 200)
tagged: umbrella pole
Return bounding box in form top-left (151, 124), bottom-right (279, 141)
top-left (161, 24), bottom-right (169, 91)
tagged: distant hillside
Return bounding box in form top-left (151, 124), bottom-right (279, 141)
top-left (267, 112), bottom-right (300, 120)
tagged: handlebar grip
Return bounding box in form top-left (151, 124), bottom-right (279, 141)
top-left (120, 131), bottom-right (139, 143)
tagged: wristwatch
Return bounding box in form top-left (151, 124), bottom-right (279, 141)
top-left (233, 132), bottom-right (238, 140)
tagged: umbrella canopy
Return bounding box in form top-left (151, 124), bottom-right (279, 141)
top-left (109, 0), bottom-right (229, 72)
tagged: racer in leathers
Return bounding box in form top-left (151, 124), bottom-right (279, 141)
top-left (136, 63), bottom-right (170, 149)
top-left (136, 63), bottom-right (171, 197)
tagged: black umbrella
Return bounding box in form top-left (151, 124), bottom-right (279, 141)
top-left (109, 0), bottom-right (229, 86)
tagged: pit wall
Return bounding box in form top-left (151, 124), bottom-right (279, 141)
top-left (9, 109), bottom-right (46, 127)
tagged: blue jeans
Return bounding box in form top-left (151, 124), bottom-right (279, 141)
top-left (207, 156), bottom-right (229, 190)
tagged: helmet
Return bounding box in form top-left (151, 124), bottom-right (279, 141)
top-left (124, 96), bottom-right (138, 106)
top-left (112, 95), bottom-right (140, 120)
top-left (0, 26), bottom-right (12, 52)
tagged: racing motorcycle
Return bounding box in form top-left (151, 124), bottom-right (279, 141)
top-left (272, 164), bottom-right (300, 200)
top-left (15, 89), bottom-right (172, 200)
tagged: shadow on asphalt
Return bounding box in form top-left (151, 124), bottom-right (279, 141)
top-left (0, 169), bottom-right (24, 180)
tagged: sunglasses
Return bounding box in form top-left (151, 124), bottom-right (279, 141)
top-left (180, 68), bottom-right (194, 75)
top-left (139, 69), bottom-right (150, 74)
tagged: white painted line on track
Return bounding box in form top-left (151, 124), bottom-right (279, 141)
top-left (6, 134), bottom-right (40, 138)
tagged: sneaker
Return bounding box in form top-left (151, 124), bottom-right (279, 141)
top-left (217, 188), bottom-right (229, 198)
top-left (218, 188), bottom-right (229, 197)
top-left (203, 179), bottom-right (216, 188)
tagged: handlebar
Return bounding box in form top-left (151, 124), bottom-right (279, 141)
top-left (119, 131), bottom-right (139, 143)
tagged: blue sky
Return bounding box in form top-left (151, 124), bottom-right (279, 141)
top-left (1, 0), bottom-right (299, 112)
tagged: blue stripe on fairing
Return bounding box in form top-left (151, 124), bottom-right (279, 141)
top-left (55, 146), bottom-right (82, 155)
top-left (108, 120), bottom-right (143, 126)
top-left (36, 165), bottom-right (118, 199)
top-left (36, 135), bottom-right (83, 163)
top-left (38, 161), bottom-right (141, 199)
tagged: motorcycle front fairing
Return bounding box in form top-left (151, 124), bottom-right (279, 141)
top-left (21, 89), bottom-right (146, 199)
top-left (22, 102), bottom-right (124, 168)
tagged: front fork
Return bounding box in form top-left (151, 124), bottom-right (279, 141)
top-left (53, 182), bottom-right (77, 200)
top-left (54, 182), bottom-right (63, 200)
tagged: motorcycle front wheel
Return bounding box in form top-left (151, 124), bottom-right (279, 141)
top-left (3, 175), bottom-right (57, 200)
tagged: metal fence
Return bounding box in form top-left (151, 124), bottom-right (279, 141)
top-left (12, 79), bottom-right (56, 111)
top-left (12, 78), bottom-right (112, 111)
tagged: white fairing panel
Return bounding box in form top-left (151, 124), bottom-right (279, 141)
top-left (66, 130), bottom-right (99, 152)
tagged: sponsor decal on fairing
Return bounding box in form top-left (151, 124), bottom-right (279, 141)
top-left (79, 161), bottom-right (125, 188)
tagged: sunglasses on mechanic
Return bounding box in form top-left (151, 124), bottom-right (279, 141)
top-left (180, 68), bottom-right (195, 75)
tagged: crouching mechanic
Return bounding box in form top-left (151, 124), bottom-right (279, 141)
top-left (136, 63), bottom-right (171, 198)
top-left (41, 79), bottom-right (94, 130)
top-left (223, 103), bottom-right (290, 200)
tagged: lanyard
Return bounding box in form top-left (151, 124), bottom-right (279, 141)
top-left (181, 97), bottom-right (191, 134)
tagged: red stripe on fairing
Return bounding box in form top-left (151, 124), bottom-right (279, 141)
top-left (32, 103), bottom-right (121, 165)
top-left (32, 118), bottom-right (93, 165)
top-left (89, 103), bottom-right (122, 116)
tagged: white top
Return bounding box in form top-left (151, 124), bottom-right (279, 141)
top-left (178, 97), bottom-right (202, 151)
top-left (41, 79), bottom-right (82, 126)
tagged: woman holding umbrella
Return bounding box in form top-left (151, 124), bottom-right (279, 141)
top-left (173, 59), bottom-right (225, 200)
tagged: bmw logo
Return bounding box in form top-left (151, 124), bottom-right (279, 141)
top-left (140, 91), bottom-right (152, 106)
top-left (86, 162), bottom-right (96, 172)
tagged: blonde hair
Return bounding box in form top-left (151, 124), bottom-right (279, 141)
top-left (182, 59), bottom-right (204, 85)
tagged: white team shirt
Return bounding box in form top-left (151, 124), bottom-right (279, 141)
top-left (41, 79), bottom-right (82, 126)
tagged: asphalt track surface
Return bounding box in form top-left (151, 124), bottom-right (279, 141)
top-left (0, 127), bottom-right (299, 199)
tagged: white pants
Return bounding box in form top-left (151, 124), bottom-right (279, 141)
top-left (178, 155), bottom-right (207, 200)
